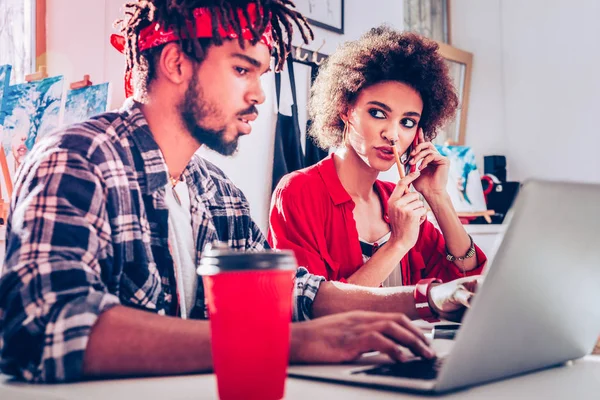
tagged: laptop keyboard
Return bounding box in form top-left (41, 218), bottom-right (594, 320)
top-left (356, 357), bottom-right (445, 381)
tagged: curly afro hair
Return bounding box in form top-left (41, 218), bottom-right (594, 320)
top-left (308, 25), bottom-right (459, 149)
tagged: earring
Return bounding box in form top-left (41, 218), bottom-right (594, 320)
top-left (342, 121), bottom-right (349, 144)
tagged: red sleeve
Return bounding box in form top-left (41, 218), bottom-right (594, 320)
top-left (416, 220), bottom-right (487, 282)
top-left (268, 176), bottom-right (335, 281)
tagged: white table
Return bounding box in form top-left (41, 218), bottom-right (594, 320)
top-left (2, 356), bottom-right (599, 400)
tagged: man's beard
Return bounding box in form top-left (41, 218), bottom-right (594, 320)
top-left (179, 73), bottom-right (238, 156)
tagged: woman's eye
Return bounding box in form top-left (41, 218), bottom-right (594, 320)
top-left (401, 118), bottom-right (417, 128)
top-left (369, 109), bottom-right (386, 119)
top-left (235, 67), bottom-right (249, 76)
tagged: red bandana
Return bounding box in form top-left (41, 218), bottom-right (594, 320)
top-left (111, 3), bottom-right (273, 98)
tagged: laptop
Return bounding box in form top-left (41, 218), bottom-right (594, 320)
top-left (288, 179), bottom-right (600, 393)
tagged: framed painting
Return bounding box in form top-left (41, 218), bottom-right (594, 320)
top-left (434, 42), bottom-right (473, 146)
top-left (294, 0), bottom-right (344, 34)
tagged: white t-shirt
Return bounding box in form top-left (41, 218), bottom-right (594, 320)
top-left (164, 179), bottom-right (197, 319)
top-left (359, 231), bottom-right (403, 287)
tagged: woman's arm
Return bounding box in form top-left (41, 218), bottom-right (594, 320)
top-left (410, 128), bottom-right (482, 274)
top-left (426, 192), bottom-right (479, 271)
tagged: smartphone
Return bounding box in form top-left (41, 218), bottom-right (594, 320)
top-left (402, 135), bottom-right (420, 175)
top-left (432, 323), bottom-right (461, 340)
top-left (408, 134), bottom-right (420, 173)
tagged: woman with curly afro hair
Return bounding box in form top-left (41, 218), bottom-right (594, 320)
top-left (269, 26), bottom-right (487, 291)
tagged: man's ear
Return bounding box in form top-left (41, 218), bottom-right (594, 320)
top-left (157, 43), bottom-right (193, 85)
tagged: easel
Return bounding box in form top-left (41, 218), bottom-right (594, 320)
top-left (25, 66), bottom-right (48, 82)
top-left (457, 210), bottom-right (496, 224)
top-left (0, 148), bottom-right (11, 224)
top-left (69, 74), bottom-right (93, 90)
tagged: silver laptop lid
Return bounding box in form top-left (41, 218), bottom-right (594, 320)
top-left (436, 179), bottom-right (600, 391)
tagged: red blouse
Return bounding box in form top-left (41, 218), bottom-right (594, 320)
top-left (268, 154), bottom-right (486, 284)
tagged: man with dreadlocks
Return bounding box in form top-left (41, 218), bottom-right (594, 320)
top-left (0, 0), bottom-right (477, 383)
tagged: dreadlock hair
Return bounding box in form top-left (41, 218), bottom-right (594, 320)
top-left (117, 0), bottom-right (313, 101)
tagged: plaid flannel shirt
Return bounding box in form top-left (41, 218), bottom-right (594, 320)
top-left (0, 99), bottom-right (324, 383)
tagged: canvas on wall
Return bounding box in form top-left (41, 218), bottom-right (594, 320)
top-left (63, 82), bottom-right (110, 126)
top-left (435, 144), bottom-right (487, 213)
top-left (0, 75), bottom-right (64, 178)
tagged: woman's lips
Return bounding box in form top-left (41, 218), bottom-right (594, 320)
top-left (374, 146), bottom-right (395, 161)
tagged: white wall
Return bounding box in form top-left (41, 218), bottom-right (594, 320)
top-left (46, 0), bottom-right (405, 233)
top-left (447, 0), bottom-right (600, 184)
top-left (47, 0), bottom-right (112, 97)
top-left (449, 0), bottom-right (506, 170)
top-left (499, 0), bottom-right (600, 183)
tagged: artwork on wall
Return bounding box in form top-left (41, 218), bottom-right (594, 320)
top-left (63, 82), bottom-right (110, 126)
top-left (294, 0), bottom-right (344, 34)
top-left (435, 144), bottom-right (487, 213)
top-left (0, 76), bottom-right (64, 178)
top-left (0, 71), bottom-right (111, 204)
top-left (404, 0), bottom-right (450, 44)
top-left (434, 42), bottom-right (473, 146)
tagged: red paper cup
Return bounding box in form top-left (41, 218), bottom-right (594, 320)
top-left (198, 246), bottom-right (296, 400)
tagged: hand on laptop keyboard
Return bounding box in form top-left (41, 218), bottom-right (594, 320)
top-left (290, 311), bottom-right (437, 364)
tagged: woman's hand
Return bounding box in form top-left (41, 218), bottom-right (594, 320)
top-left (388, 171), bottom-right (427, 250)
top-left (410, 128), bottom-right (450, 199)
top-left (428, 276), bottom-right (483, 321)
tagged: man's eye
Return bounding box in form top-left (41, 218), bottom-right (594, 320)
top-left (235, 67), bottom-right (249, 76)
top-left (369, 109), bottom-right (386, 119)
